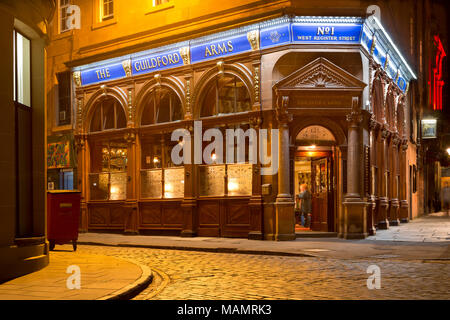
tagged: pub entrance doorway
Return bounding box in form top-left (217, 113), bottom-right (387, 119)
top-left (294, 125), bottom-right (337, 233)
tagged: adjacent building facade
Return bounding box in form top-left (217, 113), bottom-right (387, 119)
top-left (47, 0), bottom-right (441, 240)
top-left (0, 0), bottom-right (53, 282)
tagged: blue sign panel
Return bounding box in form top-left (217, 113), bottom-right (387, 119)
top-left (81, 62), bottom-right (126, 86)
top-left (132, 49), bottom-right (185, 76)
top-left (292, 23), bottom-right (362, 43)
top-left (360, 29), bottom-right (373, 52)
top-left (190, 34), bottom-right (252, 64)
top-left (260, 25), bottom-right (291, 48)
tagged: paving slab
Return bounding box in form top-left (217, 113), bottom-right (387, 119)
top-left (0, 248), bottom-right (152, 300)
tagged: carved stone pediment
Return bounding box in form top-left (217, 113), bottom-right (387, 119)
top-left (274, 57), bottom-right (367, 92)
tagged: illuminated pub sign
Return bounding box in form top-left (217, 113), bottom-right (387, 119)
top-left (76, 16), bottom-right (415, 90)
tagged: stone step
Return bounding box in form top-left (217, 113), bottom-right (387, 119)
top-left (296, 232), bottom-right (338, 238)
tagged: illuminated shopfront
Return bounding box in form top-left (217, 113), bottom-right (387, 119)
top-left (72, 15), bottom-right (415, 240)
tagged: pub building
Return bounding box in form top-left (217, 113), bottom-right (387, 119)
top-left (71, 15), bottom-right (415, 240)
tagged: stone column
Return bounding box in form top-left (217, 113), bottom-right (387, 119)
top-left (124, 131), bottom-right (139, 234)
top-left (342, 98), bottom-right (368, 239)
top-left (274, 96), bottom-right (295, 241)
top-left (75, 135), bottom-right (88, 233)
top-left (399, 141), bottom-right (409, 222)
top-left (248, 117), bottom-right (263, 240)
top-left (389, 135), bottom-right (400, 226)
top-left (181, 123), bottom-right (197, 237)
top-left (367, 117), bottom-right (378, 235)
top-left (377, 127), bottom-right (390, 229)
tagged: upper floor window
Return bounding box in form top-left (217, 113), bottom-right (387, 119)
top-left (60, 0), bottom-right (71, 33)
top-left (101, 0), bottom-right (114, 21)
top-left (200, 75), bottom-right (251, 117)
top-left (57, 71), bottom-right (72, 126)
top-left (13, 30), bottom-right (31, 107)
top-left (141, 87), bottom-right (183, 126)
top-left (90, 97), bottom-right (127, 132)
top-left (153, 0), bottom-right (170, 6)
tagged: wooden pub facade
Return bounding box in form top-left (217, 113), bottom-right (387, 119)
top-left (54, 10), bottom-right (416, 240)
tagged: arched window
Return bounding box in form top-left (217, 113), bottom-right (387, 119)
top-left (141, 87), bottom-right (182, 126)
top-left (89, 97), bottom-right (127, 132)
top-left (200, 75), bottom-right (251, 117)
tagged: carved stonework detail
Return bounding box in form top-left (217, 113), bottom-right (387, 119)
top-left (247, 30), bottom-right (260, 51)
top-left (401, 140), bottom-right (408, 151)
top-left (179, 47), bottom-right (190, 65)
top-left (250, 116), bottom-right (261, 129)
top-left (100, 84), bottom-right (107, 96)
top-left (154, 73), bottom-right (161, 86)
top-left (296, 66), bottom-right (348, 88)
top-left (392, 135), bottom-right (401, 147)
top-left (217, 61), bottom-right (224, 77)
top-left (277, 57), bottom-right (366, 90)
top-left (76, 98), bottom-right (83, 133)
top-left (369, 114), bottom-right (380, 131)
top-left (124, 131), bottom-right (136, 144)
top-left (73, 71), bottom-right (81, 87)
top-left (185, 78), bottom-right (192, 119)
top-left (127, 88), bottom-right (133, 122)
top-left (122, 59), bottom-right (132, 77)
top-left (381, 127), bottom-right (390, 139)
top-left (346, 111), bottom-right (363, 124)
top-left (253, 65), bottom-right (260, 103)
top-left (276, 96), bottom-right (292, 124)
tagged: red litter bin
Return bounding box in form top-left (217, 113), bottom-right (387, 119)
top-left (47, 190), bottom-right (81, 251)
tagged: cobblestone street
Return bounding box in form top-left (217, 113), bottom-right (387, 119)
top-left (71, 245), bottom-right (450, 300)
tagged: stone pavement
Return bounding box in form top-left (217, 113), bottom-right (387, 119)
top-left (77, 245), bottom-right (450, 300)
top-left (367, 211), bottom-right (450, 242)
top-left (78, 212), bottom-right (450, 262)
top-left (0, 248), bottom-right (152, 300)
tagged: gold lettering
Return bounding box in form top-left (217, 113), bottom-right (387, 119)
top-left (134, 62), bottom-right (140, 72)
top-left (211, 45), bottom-right (219, 56)
top-left (151, 58), bottom-right (157, 68)
top-left (157, 56), bottom-right (162, 67)
top-left (218, 43), bottom-right (227, 54)
top-left (105, 68), bottom-right (110, 78)
top-left (205, 46), bottom-right (212, 57)
top-left (227, 40), bottom-right (233, 52)
top-left (173, 53), bottom-right (180, 63)
top-left (162, 55), bottom-right (168, 66)
top-left (168, 54), bottom-right (174, 64)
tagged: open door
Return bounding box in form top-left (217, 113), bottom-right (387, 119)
top-left (311, 157), bottom-right (329, 231)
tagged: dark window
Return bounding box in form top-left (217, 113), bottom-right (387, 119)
top-left (141, 87), bottom-right (182, 126)
top-left (200, 75), bottom-right (251, 117)
top-left (89, 97), bottom-right (127, 132)
top-left (57, 71), bottom-right (71, 126)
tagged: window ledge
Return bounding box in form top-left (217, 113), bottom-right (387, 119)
top-left (53, 29), bottom-right (74, 41)
top-left (145, 2), bottom-right (174, 15)
top-left (92, 16), bottom-right (117, 31)
top-left (52, 124), bottom-right (73, 133)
